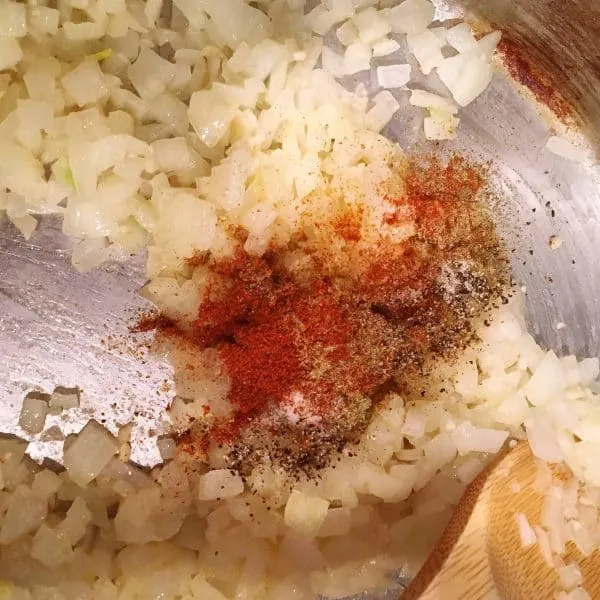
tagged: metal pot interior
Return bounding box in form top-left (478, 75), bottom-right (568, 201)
top-left (0, 1), bottom-right (599, 596)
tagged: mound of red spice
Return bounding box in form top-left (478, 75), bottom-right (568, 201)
top-left (140, 155), bottom-right (511, 475)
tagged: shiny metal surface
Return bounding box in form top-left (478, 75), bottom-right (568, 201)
top-left (1, 4), bottom-right (600, 598)
top-left (462, 0), bottom-right (600, 149)
top-left (0, 220), bottom-right (171, 466)
top-left (1, 1), bottom-right (599, 479)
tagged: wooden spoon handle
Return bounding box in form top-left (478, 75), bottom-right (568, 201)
top-left (403, 442), bottom-right (600, 600)
top-left (402, 446), bottom-right (512, 600)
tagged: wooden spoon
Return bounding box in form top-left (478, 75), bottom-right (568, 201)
top-left (402, 441), bottom-right (600, 600)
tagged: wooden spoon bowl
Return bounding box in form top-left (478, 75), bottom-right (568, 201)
top-left (402, 442), bottom-right (600, 599)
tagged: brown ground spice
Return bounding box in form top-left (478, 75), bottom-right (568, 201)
top-left (137, 155), bottom-right (511, 476)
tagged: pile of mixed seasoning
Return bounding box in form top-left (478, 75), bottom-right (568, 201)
top-left (140, 156), bottom-right (511, 478)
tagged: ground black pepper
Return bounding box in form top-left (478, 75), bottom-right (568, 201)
top-left (138, 155), bottom-right (511, 477)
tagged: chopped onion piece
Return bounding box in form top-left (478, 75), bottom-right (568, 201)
top-left (523, 351), bottom-right (567, 406)
top-left (189, 90), bottom-right (235, 147)
top-left (402, 407), bottom-right (426, 438)
top-left (317, 507), bottom-right (352, 537)
top-left (445, 23), bottom-right (477, 52)
top-left (385, 0), bottom-right (435, 35)
top-left (456, 457), bottom-right (483, 485)
top-left (12, 214), bottom-right (38, 240)
top-left (58, 497), bottom-right (92, 545)
top-left (31, 524), bottom-right (74, 568)
top-left (353, 0), bottom-right (377, 9)
top-left (516, 512), bottom-right (537, 547)
top-left (407, 30), bottom-right (445, 75)
top-left (198, 469), bottom-right (244, 500)
top-left (308, 5), bottom-right (347, 35)
top-left (477, 31), bottom-right (502, 55)
top-left (145, 0), bottom-right (163, 25)
top-left (128, 48), bottom-right (177, 100)
top-left (62, 61), bottom-right (109, 107)
top-left (423, 114), bottom-right (459, 140)
top-left (409, 89), bottom-right (458, 113)
top-left (423, 432), bottom-right (457, 471)
top-left (49, 387), bottom-right (80, 410)
top-left (437, 50), bottom-right (494, 106)
top-left (63, 21), bottom-right (106, 41)
top-left (0, 1), bottom-right (27, 38)
top-left (526, 417), bottom-right (565, 463)
top-left (19, 395), bottom-right (48, 434)
top-left (191, 577), bottom-right (230, 600)
top-left (372, 38), bottom-right (400, 57)
top-left (533, 525), bottom-right (555, 567)
top-left (344, 41), bottom-right (372, 74)
top-left (352, 8), bottom-right (391, 45)
top-left (558, 563), bottom-right (584, 591)
top-left (377, 64), bottom-right (411, 89)
top-left (322, 46), bottom-right (347, 79)
top-left (241, 203), bottom-right (277, 236)
top-left (0, 37), bottom-right (22, 71)
top-left (63, 421), bottom-right (118, 487)
top-left (32, 470), bottom-right (60, 500)
top-left (366, 90), bottom-right (400, 131)
top-left (157, 438), bottom-right (177, 461)
top-left (0, 485), bottom-right (47, 544)
top-left (28, 6), bottom-right (60, 35)
top-left (284, 490), bottom-right (329, 536)
top-left (173, 0), bottom-right (208, 29)
top-left (198, 0), bottom-right (271, 48)
top-left (409, 88), bottom-right (461, 140)
top-left (451, 422), bottom-right (509, 455)
top-left (150, 137), bottom-right (193, 171)
top-left (336, 20), bottom-right (359, 46)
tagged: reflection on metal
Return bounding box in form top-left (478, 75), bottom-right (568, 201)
top-left (0, 221), bottom-right (171, 466)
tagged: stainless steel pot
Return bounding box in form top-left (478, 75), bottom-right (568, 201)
top-left (0, 0), bottom-right (599, 594)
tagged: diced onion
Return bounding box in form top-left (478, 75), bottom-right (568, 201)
top-left (406, 30), bottom-right (445, 75)
top-left (49, 388), bottom-right (80, 410)
top-left (344, 41), bottom-right (372, 74)
top-left (516, 512), bottom-right (537, 547)
top-left (63, 421), bottom-right (118, 487)
top-left (436, 50), bottom-right (494, 106)
top-left (28, 6), bottom-right (60, 35)
top-left (322, 46), bottom-right (347, 79)
top-left (0, 37), bottom-right (22, 71)
top-left (198, 469), bottom-right (244, 500)
top-left (336, 20), bottom-right (359, 46)
top-left (372, 38), bottom-right (401, 57)
top-left (150, 138), bottom-right (193, 172)
top-left (352, 8), bottom-right (391, 45)
top-left (376, 64), bottom-right (411, 89)
top-left (423, 113), bottom-right (459, 139)
top-left (19, 395), bottom-right (48, 434)
top-left (558, 563), bottom-right (584, 591)
top-left (451, 422), bottom-right (509, 455)
top-left (366, 90), bottom-right (400, 131)
top-left (402, 407), bottom-right (427, 438)
top-left (410, 89), bottom-right (458, 113)
top-left (284, 490), bottom-right (330, 536)
top-left (477, 31), bottom-right (502, 55)
top-left (385, 0), bottom-right (435, 34)
top-left (445, 23), bottom-right (477, 52)
top-left (0, 0), bottom-right (26, 38)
